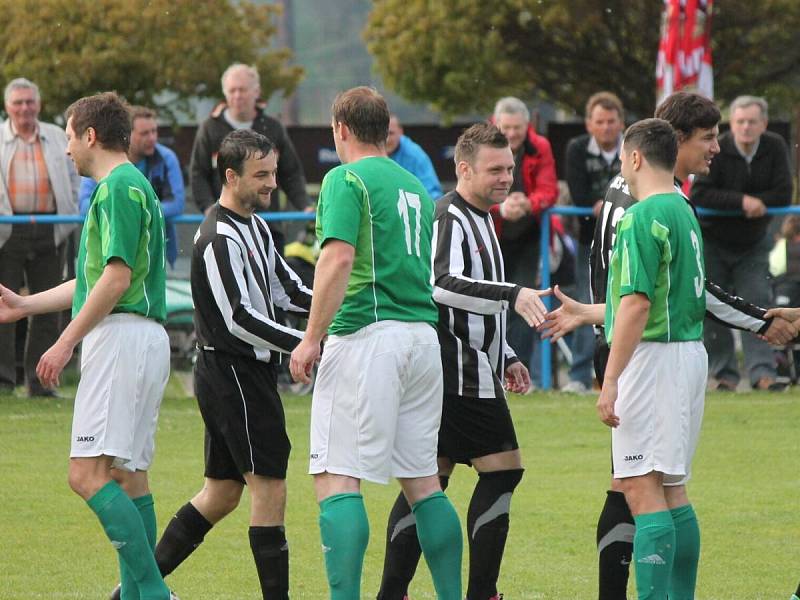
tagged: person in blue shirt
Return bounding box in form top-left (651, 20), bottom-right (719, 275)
top-left (79, 106), bottom-right (184, 268)
top-left (386, 114), bottom-right (443, 199)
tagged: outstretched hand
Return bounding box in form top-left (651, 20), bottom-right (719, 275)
top-left (764, 307), bottom-right (800, 344)
top-left (538, 285), bottom-right (584, 342)
top-left (760, 313), bottom-right (799, 345)
top-left (514, 287), bottom-right (552, 328)
top-left (0, 283), bottom-right (28, 324)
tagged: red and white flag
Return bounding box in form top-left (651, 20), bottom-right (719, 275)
top-left (656, 0), bottom-right (714, 104)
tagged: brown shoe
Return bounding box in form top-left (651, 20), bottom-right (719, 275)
top-left (754, 377), bottom-right (787, 392)
top-left (715, 379), bottom-right (737, 392)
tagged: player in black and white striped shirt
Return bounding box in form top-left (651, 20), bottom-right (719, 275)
top-left (146, 130), bottom-right (310, 600)
top-left (378, 124), bottom-right (549, 600)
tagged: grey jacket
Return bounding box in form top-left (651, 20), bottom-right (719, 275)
top-left (0, 119), bottom-right (80, 249)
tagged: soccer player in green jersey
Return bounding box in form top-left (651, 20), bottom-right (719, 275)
top-left (600, 118), bottom-right (707, 600)
top-left (290, 86), bottom-right (462, 600)
top-left (0, 93), bottom-right (171, 599)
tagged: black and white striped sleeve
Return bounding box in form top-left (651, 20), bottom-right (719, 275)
top-left (432, 213), bottom-right (521, 314)
top-left (204, 235), bottom-right (306, 353)
top-left (504, 341), bottom-right (520, 366)
top-left (270, 248), bottom-right (313, 314)
top-left (704, 278), bottom-right (770, 334)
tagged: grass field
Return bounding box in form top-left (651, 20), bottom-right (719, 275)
top-left (1, 375), bottom-right (798, 599)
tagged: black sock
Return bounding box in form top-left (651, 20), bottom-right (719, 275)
top-left (596, 490), bottom-right (635, 600)
top-left (154, 501), bottom-right (213, 577)
top-left (466, 469), bottom-right (523, 600)
top-left (377, 475), bottom-right (449, 600)
top-left (249, 526), bottom-right (289, 600)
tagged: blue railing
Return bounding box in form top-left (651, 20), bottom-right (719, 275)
top-left (0, 211), bottom-right (316, 224)
top-left (538, 204), bottom-right (800, 390)
top-left (4, 205), bottom-right (800, 390)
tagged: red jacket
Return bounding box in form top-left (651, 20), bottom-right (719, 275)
top-left (490, 124), bottom-right (559, 240)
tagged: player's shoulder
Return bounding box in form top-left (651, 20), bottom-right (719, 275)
top-left (103, 164), bottom-right (150, 199)
top-left (603, 174), bottom-right (634, 209)
top-left (198, 209), bottom-right (245, 250)
top-left (434, 191), bottom-right (460, 219)
top-left (627, 192), bottom-right (687, 227)
top-left (319, 164), bottom-right (350, 193)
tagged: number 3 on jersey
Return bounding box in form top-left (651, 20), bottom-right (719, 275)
top-left (690, 229), bottom-right (704, 297)
top-left (397, 189), bottom-right (422, 256)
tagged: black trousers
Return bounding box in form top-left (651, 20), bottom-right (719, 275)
top-left (0, 223), bottom-right (66, 390)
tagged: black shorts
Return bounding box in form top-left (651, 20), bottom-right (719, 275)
top-left (194, 350), bottom-right (290, 482)
top-left (437, 394), bottom-right (519, 464)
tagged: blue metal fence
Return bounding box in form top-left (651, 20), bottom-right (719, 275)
top-left (0, 211), bottom-right (316, 225)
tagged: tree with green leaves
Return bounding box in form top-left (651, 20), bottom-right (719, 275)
top-left (365, 0), bottom-right (800, 118)
top-left (0, 0), bottom-right (303, 121)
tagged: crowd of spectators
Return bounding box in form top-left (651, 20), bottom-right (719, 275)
top-left (0, 66), bottom-right (795, 394)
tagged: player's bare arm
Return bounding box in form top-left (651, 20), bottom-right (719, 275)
top-left (596, 293), bottom-right (650, 429)
top-left (539, 284), bottom-right (605, 341)
top-left (0, 280), bottom-right (76, 323)
top-left (289, 239), bottom-right (354, 384)
top-left (513, 287), bottom-right (551, 327)
top-left (37, 260), bottom-right (131, 388)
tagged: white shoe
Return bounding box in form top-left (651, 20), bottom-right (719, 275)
top-left (561, 380), bottom-right (590, 394)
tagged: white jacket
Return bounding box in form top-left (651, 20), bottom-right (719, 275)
top-left (0, 119), bottom-right (80, 249)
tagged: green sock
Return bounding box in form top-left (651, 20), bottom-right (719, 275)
top-left (134, 494), bottom-right (158, 548)
top-left (633, 510), bottom-right (675, 600)
top-left (87, 482), bottom-right (168, 600)
top-left (669, 504), bottom-right (700, 600)
top-left (318, 493), bottom-right (369, 600)
top-left (120, 494), bottom-right (158, 600)
top-left (412, 491), bottom-right (463, 600)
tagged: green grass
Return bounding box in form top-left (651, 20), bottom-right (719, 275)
top-left (1, 376), bottom-right (798, 599)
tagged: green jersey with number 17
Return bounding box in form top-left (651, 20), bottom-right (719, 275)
top-left (605, 192), bottom-right (706, 345)
top-left (316, 156), bottom-right (437, 335)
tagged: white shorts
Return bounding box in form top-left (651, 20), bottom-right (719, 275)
top-left (612, 341), bottom-right (707, 485)
top-left (71, 314), bottom-right (170, 472)
top-left (309, 320), bottom-right (443, 484)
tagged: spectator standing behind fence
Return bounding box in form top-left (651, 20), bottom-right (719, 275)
top-left (79, 106), bottom-right (184, 268)
top-left (491, 97), bottom-right (558, 381)
top-left (563, 92), bottom-right (625, 393)
top-left (0, 78), bottom-right (79, 397)
top-left (691, 95), bottom-right (793, 392)
top-left (190, 63), bottom-right (310, 254)
top-left (386, 114), bottom-right (443, 199)
top-left (769, 215), bottom-right (800, 309)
